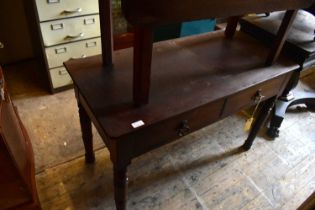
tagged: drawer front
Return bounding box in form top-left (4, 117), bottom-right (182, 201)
top-left (49, 67), bottom-right (73, 88)
top-left (222, 75), bottom-right (287, 117)
top-left (45, 38), bottom-right (101, 68)
top-left (123, 99), bottom-right (225, 158)
top-left (40, 15), bottom-right (100, 47)
top-left (35, 0), bottom-right (99, 22)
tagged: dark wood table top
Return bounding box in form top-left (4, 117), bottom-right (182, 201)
top-left (241, 11), bottom-right (315, 64)
top-left (64, 30), bottom-right (298, 139)
top-left (121, 0), bottom-right (313, 26)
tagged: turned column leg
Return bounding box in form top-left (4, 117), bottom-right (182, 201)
top-left (78, 102), bottom-right (95, 163)
top-left (243, 97), bottom-right (276, 151)
top-left (267, 70), bottom-right (300, 138)
top-left (267, 113), bottom-right (284, 139)
top-left (113, 165), bottom-right (128, 210)
top-left (266, 100), bottom-right (288, 139)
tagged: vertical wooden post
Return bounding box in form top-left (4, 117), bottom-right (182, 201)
top-left (265, 10), bottom-right (297, 66)
top-left (133, 26), bottom-right (154, 106)
top-left (225, 16), bottom-right (241, 38)
top-left (78, 101), bottom-right (95, 163)
top-left (99, 0), bottom-right (113, 66)
top-left (113, 165), bottom-right (128, 210)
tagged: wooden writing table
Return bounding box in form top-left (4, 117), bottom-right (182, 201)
top-left (64, 0), bottom-right (312, 209)
top-left (65, 30), bottom-right (297, 209)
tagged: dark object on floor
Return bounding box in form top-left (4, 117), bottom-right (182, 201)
top-left (240, 10), bottom-right (315, 139)
top-left (298, 191), bottom-right (315, 210)
top-left (65, 0), bottom-right (311, 209)
top-left (0, 66), bottom-right (41, 209)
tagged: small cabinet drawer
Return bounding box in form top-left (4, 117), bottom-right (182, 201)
top-left (222, 75), bottom-right (287, 117)
top-left (127, 99), bottom-right (225, 157)
top-left (45, 38), bottom-right (102, 68)
top-left (35, 0), bottom-right (99, 22)
top-left (49, 67), bottom-right (73, 88)
top-left (40, 15), bottom-right (100, 47)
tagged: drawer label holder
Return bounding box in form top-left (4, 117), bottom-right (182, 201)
top-left (59, 69), bottom-right (68, 76)
top-left (47, 0), bottom-right (60, 4)
top-left (55, 47), bottom-right (67, 54)
top-left (51, 23), bottom-right (64, 31)
top-left (84, 18), bottom-right (96, 25)
top-left (86, 41), bottom-right (97, 48)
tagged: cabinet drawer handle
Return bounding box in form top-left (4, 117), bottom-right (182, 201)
top-left (62, 8), bottom-right (82, 14)
top-left (252, 89), bottom-right (265, 103)
top-left (177, 120), bottom-right (191, 137)
top-left (70, 55), bottom-right (87, 60)
top-left (65, 33), bottom-right (85, 40)
top-left (59, 70), bottom-right (68, 75)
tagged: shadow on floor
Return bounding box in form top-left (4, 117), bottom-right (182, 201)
top-left (3, 59), bottom-right (50, 99)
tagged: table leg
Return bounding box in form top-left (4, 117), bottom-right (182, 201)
top-left (266, 69), bottom-right (306, 139)
top-left (78, 102), bottom-right (95, 163)
top-left (114, 165), bottom-right (128, 210)
top-left (266, 100), bottom-right (288, 139)
top-left (243, 97), bottom-right (275, 150)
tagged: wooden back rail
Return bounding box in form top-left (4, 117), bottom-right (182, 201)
top-left (98, 0), bottom-right (312, 106)
top-left (121, 0), bottom-right (312, 26)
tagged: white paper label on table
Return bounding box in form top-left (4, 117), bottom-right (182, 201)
top-left (131, 120), bottom-right (145, 128)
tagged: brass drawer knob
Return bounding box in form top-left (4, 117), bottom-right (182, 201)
top-left (252, 89), bottom-right (265, 103)
top-left (178, 120), bottom-right (190, 137)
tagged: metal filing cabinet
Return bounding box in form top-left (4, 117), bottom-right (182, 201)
top-left (34, 0), bottom-right (102, 92)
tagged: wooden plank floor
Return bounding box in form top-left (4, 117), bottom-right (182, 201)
top-left (35, 108), bottom-right (315, 210)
